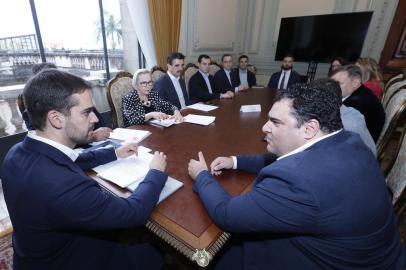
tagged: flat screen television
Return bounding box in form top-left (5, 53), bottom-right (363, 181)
top-left (275, 12), bottom-right (373, 63)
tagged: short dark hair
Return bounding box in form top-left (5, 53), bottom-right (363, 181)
top-left (221, 54), bottom-right (232, 62)
top-left (167, 52), bottom-right (185, 65)
top-left (238, 55), bottom-right (248, 62)
top-left (283, 54), bottom-right (294, 61)
top-left (198, 54), bottom-right (211, 63)
top-left (23, 69), bottom-right (91, 130)
top-left (32, 62), bottom-right (57, 74)
top-left (334, 64), bottom-right (362, 81)
top-left (274, 80), bottom-right (343, 133)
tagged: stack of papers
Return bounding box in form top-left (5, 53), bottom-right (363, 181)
top-left (187, 103), bottom-right (218, 112)
top-left (184, 114), bottom-right (216, 126)
top-left (109, 128), bottom-right (151, 143)
top-left (240, 104), bottom-right (261, 113)
top-left (93, 151), bottom-right (183, 204)
top-left (149, 118), bottom-right (176, 127)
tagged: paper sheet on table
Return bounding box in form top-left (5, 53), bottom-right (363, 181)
top-left (240, 104), bottom-right (261, 113)
top-left (187, 103), bottom-right (218, 112)
top-left (127, 176), bottom-right (183, 204)
top-left (149, 118), bottom-right (176, 127)
top-left (184, 114), bottom-right (215, 126)
top-left (109, 128), bottom-right (151, 143)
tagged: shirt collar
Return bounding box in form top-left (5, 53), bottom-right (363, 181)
top-left (167, 71), bottom-right (179, 81)
top-left (27, 131), bottom-right (79, 161)
top-left (199, 69), bottom-right (209, 77)
top-left (239, 68), bottom-right (247, 73)
top-left (276, 129), bottom-right (342, 161)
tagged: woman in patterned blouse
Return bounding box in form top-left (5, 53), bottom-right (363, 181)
top-left (122, 69), bottom-right (183, 127)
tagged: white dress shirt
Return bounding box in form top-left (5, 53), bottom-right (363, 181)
top-left (199, 70), bottom-right (213, 94)
top-left (168, 71), bottom-right (186, 108)
top-left (239, 69), bottom-right (248, 87)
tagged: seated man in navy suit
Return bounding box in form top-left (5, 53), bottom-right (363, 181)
top-left (267, 54), bottom-right (301, 89)
top-left (331, 64), bottom-right (385, 142)
top-left (214, 54), bottom-right (248, 94)
top-left (1, 69), bottom-right (168, 270)
top-left (188, 80), bottom-right (405, 270)
top-left (189, 54), bottom-right (234, 103)
top-left (154, 52), bottom-right (190, 109)
top-left (23, 62), bottom-right (111, 142)
top-left (234, 55), bottom-right (256, 87)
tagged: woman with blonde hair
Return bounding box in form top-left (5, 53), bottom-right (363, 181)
top-left (355, 57), bottom-right (384, 99)
top-left (122, 69), bottom-right (183, 127)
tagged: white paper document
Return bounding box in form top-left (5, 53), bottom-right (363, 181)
top-left (109, 128), bottom-right (151, 143)
top-left (240, 104), bottom-right (261, 113)
top-left (184, 114), bottom-right (216, 126)
top-left (187, 103), bottom-right (218, 112)
top-left (94, 152), bottom-right (154, 188)
top-left (127, 176), bottom-right (183, 204)
top-left (149, 118), bottom-right (176, 127)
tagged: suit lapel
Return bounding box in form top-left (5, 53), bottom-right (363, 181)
top-left (164, 74), bottom-right (181, 108)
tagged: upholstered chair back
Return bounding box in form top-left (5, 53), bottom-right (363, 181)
top-left (151, 66), bottom-right (166, 83)
top-left (183, 63), bottom-right (198, 94)
top-left (106, 71), bottom-right (133, 128)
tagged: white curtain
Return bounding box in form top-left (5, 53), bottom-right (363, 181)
top-left (124, 0), bottom-right (157, 69)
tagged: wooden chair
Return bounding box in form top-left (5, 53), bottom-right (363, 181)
top-left (105, 71), bottom-right (134, 128)
top-left (183, 63), bottom-right (198, 94)
top-left (377, 87), bottom-right (406, 176)
top-left (382, 75), bottom-right (406, 109)
top-left (151, 66), bottom-right (166, 83)
top-left (17, 94), bottom-right (25, 114)
top-left (384, 73), bottom-right (403, 94)
top-left (208, 61), bottom-right (221, 77)
top-left (247, 64), bottom-right (257, 75)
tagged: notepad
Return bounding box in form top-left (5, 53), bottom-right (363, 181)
top-left (149, 118), bottom-right (176, 127)
top-left (187, 103), bottom-right (219, 112)
top-left (109, 128), bottom-right (151, 143)
top-left (184, 114), bottom-right (216, 126)
top-left (127, 176), bottom-right (183, 204)
top-left (240, 104), bottom-right (261, 113)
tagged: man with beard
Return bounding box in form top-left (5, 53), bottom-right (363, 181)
top-left (188, 80), bottom-right (405, 269)
top-left (234, 54), bottom-right (256, 88)
top-left (154, 52), bottom-right (191, 109)
top-left (1, 69), bottom-right (168, 270)
top-left (267, 54), bottom-right (301, 89)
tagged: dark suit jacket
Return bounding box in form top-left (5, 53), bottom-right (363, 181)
top-left (154, 73), bottom-right (190, 109)
top-left (188, 71), bottom-right (221, 103)
top-left (343, 84), bottom-right (385, 142)
top-left (214, 69), bottom-right (238, 93)
top-left (234, 68), bottom-right (256, 87)
top-left (23, 108), bottom-right (106, 131)
top-left (1, 137), bottom-right (167, 270)
top-left (193, 131), bottom-right (405, 269)
top-left (267, 70), bottom-right (301, 89)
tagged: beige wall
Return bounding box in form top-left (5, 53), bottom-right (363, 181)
top-left (179, 0), bottom-right (399, 82)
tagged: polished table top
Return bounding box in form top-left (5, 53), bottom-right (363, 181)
top-left (92, 87), bottom-right (276, 266)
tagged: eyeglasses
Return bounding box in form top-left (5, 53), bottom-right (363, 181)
top-left (139, 81), bottom-right (153, 87)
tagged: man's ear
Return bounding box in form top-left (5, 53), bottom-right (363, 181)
top-left (47, 110), bottom-right (64, 129)
top-left (303, 119), bottom-right (320, 140)
top-left (352, 78), bottom-right (361, 89)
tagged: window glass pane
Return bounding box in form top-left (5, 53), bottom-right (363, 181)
top-left (0, 0), bottom-right (39, 137)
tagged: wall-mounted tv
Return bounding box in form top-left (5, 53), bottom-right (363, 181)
top-left (275, 11), bottom-right (373, 63)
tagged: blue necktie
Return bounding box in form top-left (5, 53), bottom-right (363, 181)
top-left (280, 71), bottom-right (286, 89)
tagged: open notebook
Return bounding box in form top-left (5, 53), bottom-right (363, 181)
top-left (93, 152), bottom-right (183, 204)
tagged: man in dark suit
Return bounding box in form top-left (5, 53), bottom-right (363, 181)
top-left (234, 54), bottom-right (256, 87)
top-left (214, 54), bottom-right (248, 94)
top-left (189, 54), bottom-right (234, 103)
top-left (154, 52), bottom-right (190, 109)
top-left (1, 69), bottom-right (168, 270)
top-left (188, 80), bottom-right (405, 269)
top-left (331, 64), bottom-right (385, 142)
top-left (267, 54), bottom-right (301, 89)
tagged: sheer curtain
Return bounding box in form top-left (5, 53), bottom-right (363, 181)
top-left (124, 0), bottom-right (157, 69)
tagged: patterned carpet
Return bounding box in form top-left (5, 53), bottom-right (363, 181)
top-left (0, 234), bottom-right (12, 270)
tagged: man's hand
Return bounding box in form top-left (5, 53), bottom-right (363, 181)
top-left (188, 152), bottom-right (209, 181)
top-left (91, 127), bottom-right (112, 142)
top-left (221, 91), bottom-right (234, 99)
top-left (115, 142), bottom-right (138, 158)
top-left (210, 156), bottom-right (234, 175)
top-left (238, 85), bottom-right (249, 91)
top-left (149, 151), bottom-right (167, 172)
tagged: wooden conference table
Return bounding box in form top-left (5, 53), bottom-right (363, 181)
top-left (92, 87), bottom-right (276, 267)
